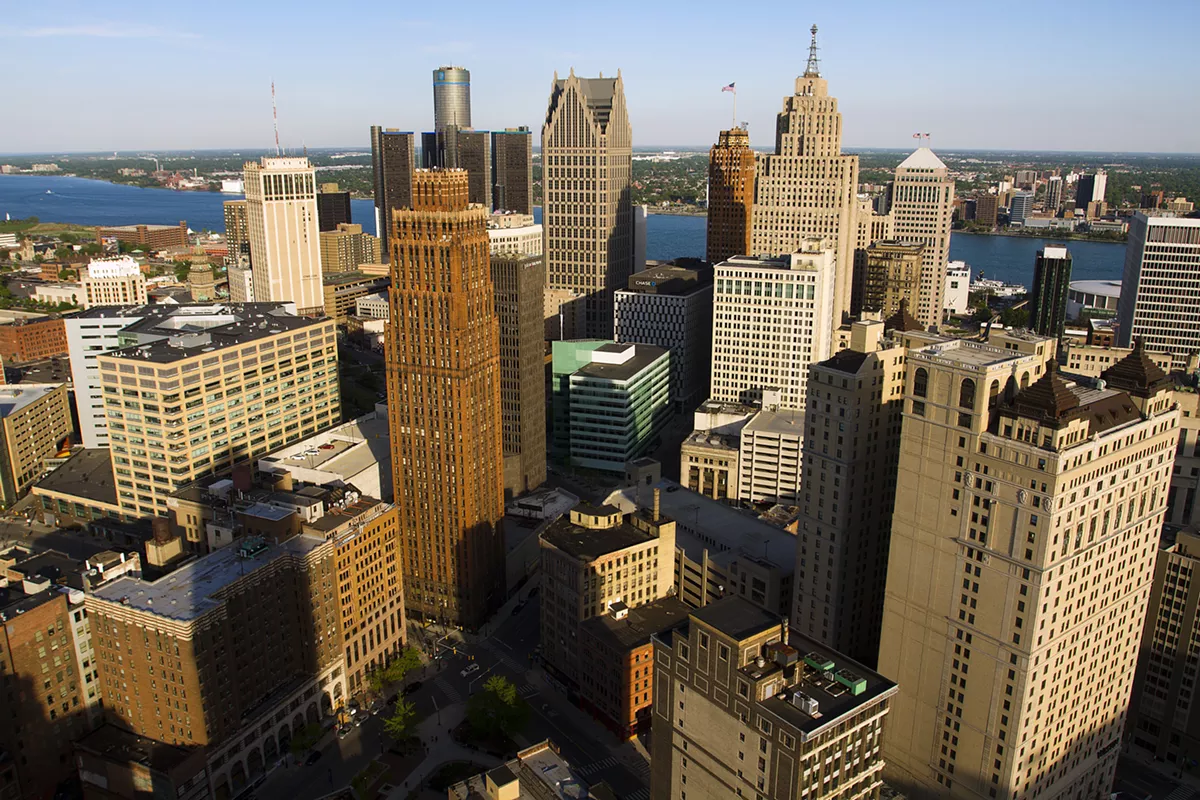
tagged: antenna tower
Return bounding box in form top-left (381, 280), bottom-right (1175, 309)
top-left (804, 25), bottom-right (821, 78)
top-left (271, 80), bottom-right (281, 156)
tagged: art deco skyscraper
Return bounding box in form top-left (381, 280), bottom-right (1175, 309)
top-left (370, 126), bottom-right (416, 247)
top-left (542, 69), bottom-right (632, 339)
top-left (386, 169), bottom-right (506, 629)
top-left (890, 147), bottom-right (956, 331)
top-left (751, 26), bottom-right (859, 325)
top-left (433, 66), bottom-right (471, 131)
top-left (879, 339), bottom-right (1178, 798)
top-left (706, 127), bottom-right (755, 264)
top-left (243, 156), bottom-right (325, 314)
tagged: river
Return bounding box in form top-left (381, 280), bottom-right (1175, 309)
top-left (0, 174), bottom-right (1126, 287)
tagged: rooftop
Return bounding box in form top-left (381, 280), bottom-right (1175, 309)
top-left (581, 597), bottom-right (691, 650)
top-left (33, 448), bottom-right (118, 506)
top-left (573, 343), bottom-right (666, 382)
top-left (77, 725), bottom-right (202, 775)
top-left (897, 147), bottom-right (947, 171)
top-left (820, 348), bottom-right (870, 375)
top-left (743, 409), bottom-right (805, 436)
top-left (1070, 279), bottom-right (1122, 297)
top-left (0, 586), bottom-right (60, 621)
top-left (691, 595), bottom-right (782, 641)
top-left (0, 384), bottom-right (60, 418)
top-left (621, 264), bottom-right (713, 296)
top-left (541, 513), bottom-right (655, 562)
top-left (911, 337), bottom-right (1035, 369)
top-left (90, 534), bottom-right (326, 621)
top-left (449, 741), bottom-right (587, 800)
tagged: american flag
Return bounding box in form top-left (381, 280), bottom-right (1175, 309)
top-left (722, 83), bottom-right (736, 93)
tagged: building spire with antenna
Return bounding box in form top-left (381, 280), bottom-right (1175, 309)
top-left (803, 24), bottom-right (821, 78)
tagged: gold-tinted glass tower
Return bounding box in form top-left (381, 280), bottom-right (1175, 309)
top-left (385, 169), bottom-right (506, 628)
top-left (706, 127), bottom-right (755, 264)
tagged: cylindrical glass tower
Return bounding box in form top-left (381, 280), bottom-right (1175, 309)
top-left (433, 66), bottom-right (471, 131)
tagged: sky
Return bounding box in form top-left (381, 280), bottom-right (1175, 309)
top-left (2, 0), bottom-right (1198, 154)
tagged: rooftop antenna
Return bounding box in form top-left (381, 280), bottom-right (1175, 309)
top-left (271, 80), bottom-right (281, 156)
top-left (804, 24), bottom-right (821, 78)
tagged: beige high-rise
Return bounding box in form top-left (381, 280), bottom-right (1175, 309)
top-left (879, 338), bottom-right (1178, 799)
top-left (751, 27), bottom-right (859, 325)
top-left (542, 69), bottom-right (632, 339)
top-left (890, 148), bottom-right (956, 331)
top-left (244, 157), bottom-right (325, 315)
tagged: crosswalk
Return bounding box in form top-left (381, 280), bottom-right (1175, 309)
top-left (433, 674), bottom-right (462, 704)
top-left (622, 757), bottom-right (650, 781)
top-left (519, 684), bottom-right (540, 699)
top-left (480, 640), bottom-right (525, 673)
top-left (624, 789), bottom-right (650, 800)
top-left (1164, 787), bottom-right (1196, 800)
top-left (576, 756), bottom-right (619, 777)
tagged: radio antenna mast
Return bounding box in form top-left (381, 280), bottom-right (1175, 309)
top-left (271, 80), bottom-right (281, 156)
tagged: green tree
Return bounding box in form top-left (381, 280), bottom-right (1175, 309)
top-left (382, 699), bottom-right (419, 741)
top-left (174, 261), bottom-right (191, 282)
top-left (55, 247), bottom-right (72, 262)
top-left (466, 675), bottom-right (529, 739)
top-left (1001, 307), bottom-right (1029, 329)
top-left (385, 647), bottom-right (422, 685)
top-left (289, 722), bottom-right (322, 755)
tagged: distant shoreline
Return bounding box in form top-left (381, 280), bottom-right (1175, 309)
top-left (953, 229), bottom-right (1126, 245)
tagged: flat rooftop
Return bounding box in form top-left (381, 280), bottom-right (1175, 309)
top-left (743, 409), bottom-right (805, 436)
top-left (106, 305), bottom-right (327, 364)
top-left (912, 338), bottom-right (1036, 368)
top-left (77, 724), bottom-right (202, 774)
top-left (90, 534), bottom-right (326, 621)
top-left (34, 448), bottom-right (118, 506)
top-left (449, 741), bottom-right (587, 800)
top-left (581, 597), bottom-right (692, 650)
top-left (258, 410), bottom-right (392, 494)
top-left (541, 515), bottom-right (654, 562)
top-left (0, 586), bottom-right (60, 620)
top-left (0, 384), bottom-right (60, 417)
top-left (573, 344), bottom-right (666, 382)
top-left (691, 595), bottom-right (782, 641)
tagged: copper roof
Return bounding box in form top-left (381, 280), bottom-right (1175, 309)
top-left (1006, 361), bottom-right (1080, 425)
top-left (883, 299), bottom-right (923, 333)
top-left (1100, 338), bottom-right (1171, 398)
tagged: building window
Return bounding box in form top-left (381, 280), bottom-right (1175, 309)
top-left (959, 379), bottom-right (976, 410)
top-left (914, 368), bottom-right (928, 398)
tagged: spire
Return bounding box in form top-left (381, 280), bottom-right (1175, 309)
top-left (1009, 360), bottom-right (1081, 426)
top-left (1100, 336), bottom-right (1171, 398)
top-left (804, 24), bottom-right (821, 78)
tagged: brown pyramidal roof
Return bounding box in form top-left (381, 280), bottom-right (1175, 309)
top-left (883, 299), bottom-right (923, 333)
top-left (1100, 338), bottom-right (1171, 398)
top-left (1007, 360), bottom-right (1080, 425)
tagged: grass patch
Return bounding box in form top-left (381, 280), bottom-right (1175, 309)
top-left (351, 759), bottom-right (390, 799)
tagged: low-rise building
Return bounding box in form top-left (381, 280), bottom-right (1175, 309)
top-left (448, 741), bottom-right (588, 799)
top-left (75, 725), bottom-right (209, 800)
top-left (94, 222), bottom-right (189, 251)
top-left (944, 260), bottom-right (970, 315)
top-left (0, 383), bottom-right (73, 506)
top-left (0, 315), bottom-right (68, 362)
top-left (322, 271), bottom-right (389, 323)
top-left (32, 447), bottom-right (124, 526)
top-left (81, 256), bottom-right (148, 309)
top-left (738, 409), bottom-right (804, 505)
top-left (355, 292), bottom-right (389, 321)
top-left (1063, 342), bottom-right (1189, 379)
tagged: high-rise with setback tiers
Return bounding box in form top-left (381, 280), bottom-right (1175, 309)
top-left (751, 26), bottom-right (859, 325)
top-left (542, 69), bottom-right (632, 339)
top-left (706, 127), bottom-right (755, 264)
top-left (385, 169), bottom-right (505, 628)
top-left (890, 147), bottom-right (956, 331)
top-left (878, 338), bottom-right (1178, 799)
top-left (243, 156), bottom-right (325, 314)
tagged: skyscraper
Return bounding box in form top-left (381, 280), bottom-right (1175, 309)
top-left (243, 156), bottom-right (325, 314)
top-left (976, 193), bottom-right (999, 227)
top-left (433, 66), bottom-right (471, 131)
top-left (422, 129), bottom-right (492, 209)
top-left (860, 240), bottom-right (924, 320)
top-left (879, 340), bottom-right (1177, 798)
top-left (706, 127), bottom-right (755, 265)
top-left (316, 182), bottom-right (352, 231)
top-left (1117, 214), bottom-right (1200, 369)
top-left (370, 126), bottom-right (416, 248)
top-left (223, 199), bottom-right (249, 266)
top-left (1029, 245), bottom-right (1073, 340)
top-left (1009, 190), bottom-right (1034, 226)
top-left (491, 127), bottom-right (534, 214)
top-left (542, 69), bottom-right (633, 339)
top-left (1045, 174), bottom-right (1063, 213)
top-left (1076, 169), bottom-right (1107, 208)
top-left (890, 147), bottom-right (956, 331)
top-left (385, 169), bottom-right (505, 628)
top-left (491, 251), bottom-right (547, 498)
top-left (751, 27), bottom-right (859, 325)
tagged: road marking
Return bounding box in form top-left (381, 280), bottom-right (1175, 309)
top-left (577, 757), bottom-right (619, 776)
top-left (433, 675), bottom-right (462, 704)
top-left (626, 789), bottom-right (650, 800)
top-left (1164, 787), bottom-right (1196, 800)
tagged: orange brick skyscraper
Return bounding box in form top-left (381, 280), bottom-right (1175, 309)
top-left (385, 169), bottom-right (506, 629)
top-left (705, 127), bottom-right (755, 264)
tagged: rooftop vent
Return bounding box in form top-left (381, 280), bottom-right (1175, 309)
top-left (791, 692), bottom-right (820, 716)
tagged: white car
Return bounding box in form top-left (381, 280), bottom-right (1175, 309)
top-left (460, 663), bottom-right (480, 678)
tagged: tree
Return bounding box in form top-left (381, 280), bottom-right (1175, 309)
top-left (289, 722), bottom-right (322, 755)
top-left (382, 699), bottom-right (419, 742)
top-left (384, 647), bottom-right (422, 685)
top-left (466, 675), bottom-right (529, 740)
top-left (1001, 307), bottom-right (1029, 329)
top-left (174, 261), bottom-right (191, 282)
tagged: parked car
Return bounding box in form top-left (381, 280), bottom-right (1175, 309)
top-left (305, 751), bottom-right (322, 766)
top-left (461, 663), bottom-right (480, 678)
top-left (336, 725), bottom-right (352, 739)
top-left (403, 681), bottom-right (423, 696)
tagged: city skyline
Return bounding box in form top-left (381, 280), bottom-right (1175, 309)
top-left (3, 0), bottom-right (1198, 154)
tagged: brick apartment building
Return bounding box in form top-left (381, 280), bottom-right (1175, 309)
top-left (94, 222), bottom-right (188, 251)
top-left (0, 318), bottom-right (67, 363)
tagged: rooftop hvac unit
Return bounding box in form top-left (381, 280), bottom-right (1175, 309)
top-left (791, 692), bottom-right (819, 716)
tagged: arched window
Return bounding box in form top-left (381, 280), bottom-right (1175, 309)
top-left (960, 379), bottom-right (976, 410)
top-left (988, 380), bottom-right (1001, 408)
top-left (1020, 372), bottom-right (1031, 390)
top-left (914, 368), bottom-right (929, 398)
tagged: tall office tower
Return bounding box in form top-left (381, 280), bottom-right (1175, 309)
top-left (613, 263), bottom-right (714, 411)
top-left (792, 318), bottom-right (906, 667)
top-left (316, 182), bottom-right (352, 232)
top-left (1117, 214), bottom-right (1200, 369)
top-left (1129, 527), bottom-right (1200, 763)
top-left (879, 339), bottom-right (1178, 799)
top-left (751, 27), bottom-right (859, 325)
top-left (648, 596), bottom-right (898, 800)
top-left (710, 242), bottom-right (836, 410)
top-left (81, 255), bottom-right (148, 308)
top-left (542, 69), bottom-right (633, 339)
top-left (491, 127), bottom-right (534, 214)
top-left (223, 199), bottom-right (250, 267)
top-left (706, 127), bottom-right (755, 265)
top-left (491, 251), bottom-right (547, 498)
top-left (243, 157), bottom-right (325, 314)
top-left (385, 169), bottom-right (505, 628)
top-left (98, 305), bottom-right (339, 519)
top-left (1076, 169), bottom-right (1107, 208)
top-left (976, 193), bottom-right (999, 227)
top-left (433, 66), bottom-right (471, 131)
top-left (1009, 190), bottom-right (1034, 226)
top-left (1029, 245), bottom-right (1073, 340)
top-left (319, 223), bottom-right (382, 273)
top-left (860, 240), bottom-right (925, 320)
top-left (422, 129), bottom-right (492, 208)
top-left (1045, 175), bottom-right (1063, 213)
top-left (890, 147), bottom-right (956, 331)
top-left (370, 127), bottom-right (416, 247)
top-left (850, 195), bottom-right (895, 316)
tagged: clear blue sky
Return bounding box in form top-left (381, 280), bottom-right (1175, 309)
top-left (2, 0), bottom-right (1197, 154)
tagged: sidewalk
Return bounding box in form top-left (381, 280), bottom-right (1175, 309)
top-left (1123, 750), bottom-right (1200, 796)
top-left (383, 703), bottom-right (500, 800)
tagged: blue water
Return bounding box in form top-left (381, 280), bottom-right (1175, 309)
top-left (0, 174), bottom-right (1126, 287)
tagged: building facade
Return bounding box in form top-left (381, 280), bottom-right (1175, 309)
top-left (1116, 214), bottom-right (1200, 369)
top-left (322, 271), bottom-right (389, 323)
top-left (81, 256), bottom-right (148, 309)
top-left (316, 182), bottom-right (352, 232)
top-left (542, 70), bottom-right (633, 339)
top-left (878, 339), bottom-right (1176, 799)
top-left (976, 194), bottom-right (999, 227)
top-left (94, 222), bottom-right (188, 251)
top-left (318, 223), bottom-right (381, 274)
top-left (710, 245), bottom-right (836, 410)
top-left (890, 148), bottom-right (956, 331)
top-left (738, 409), bottom-right (805, 505)
top-left (1009, 191), bottom-right (1034, 226)
top-left (223, 199), bottom-right (250, 270)
top-left (1029, 245), bottom-right (1073, 341)
top-left (860, 240), bottom-right (924, 320)
top-left (944, 261), bottom-right (970, 316)
top-left (491, 128), bottom-right (534, 215)
top-left (65, 307), bottom-right (151, 449)
top-left (433, 66), bottom-right (471, 131)
top-left (613, 264), bottom-right (714, 412)
top-left (751, 30), bottom-right (859, 326)
top-left (385, 169), bottom-right (506, 629)
top-left (369, 127), bottom-right (416, 249)
top-left (487, 218), bottom-right (542, 257)
top-left (649, 596), bottom-right (898, 800)
top-left (244, 157), bottom-right (325, 315)
top-left (1076, 171), bottom-right (1107, 209)
top-left (491, 252), bottom-right (547, 498)
top-left (706, 127), bottom-right (755, 265)
top-left (0, 384), bottom-right (72, 507)
top-left (0, 316), bottom-right (67, 363)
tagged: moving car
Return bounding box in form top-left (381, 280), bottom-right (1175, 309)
top-left (305, 751), bottom-right (322, 766)
top-left (461, 663), bottom-right (480, 678)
